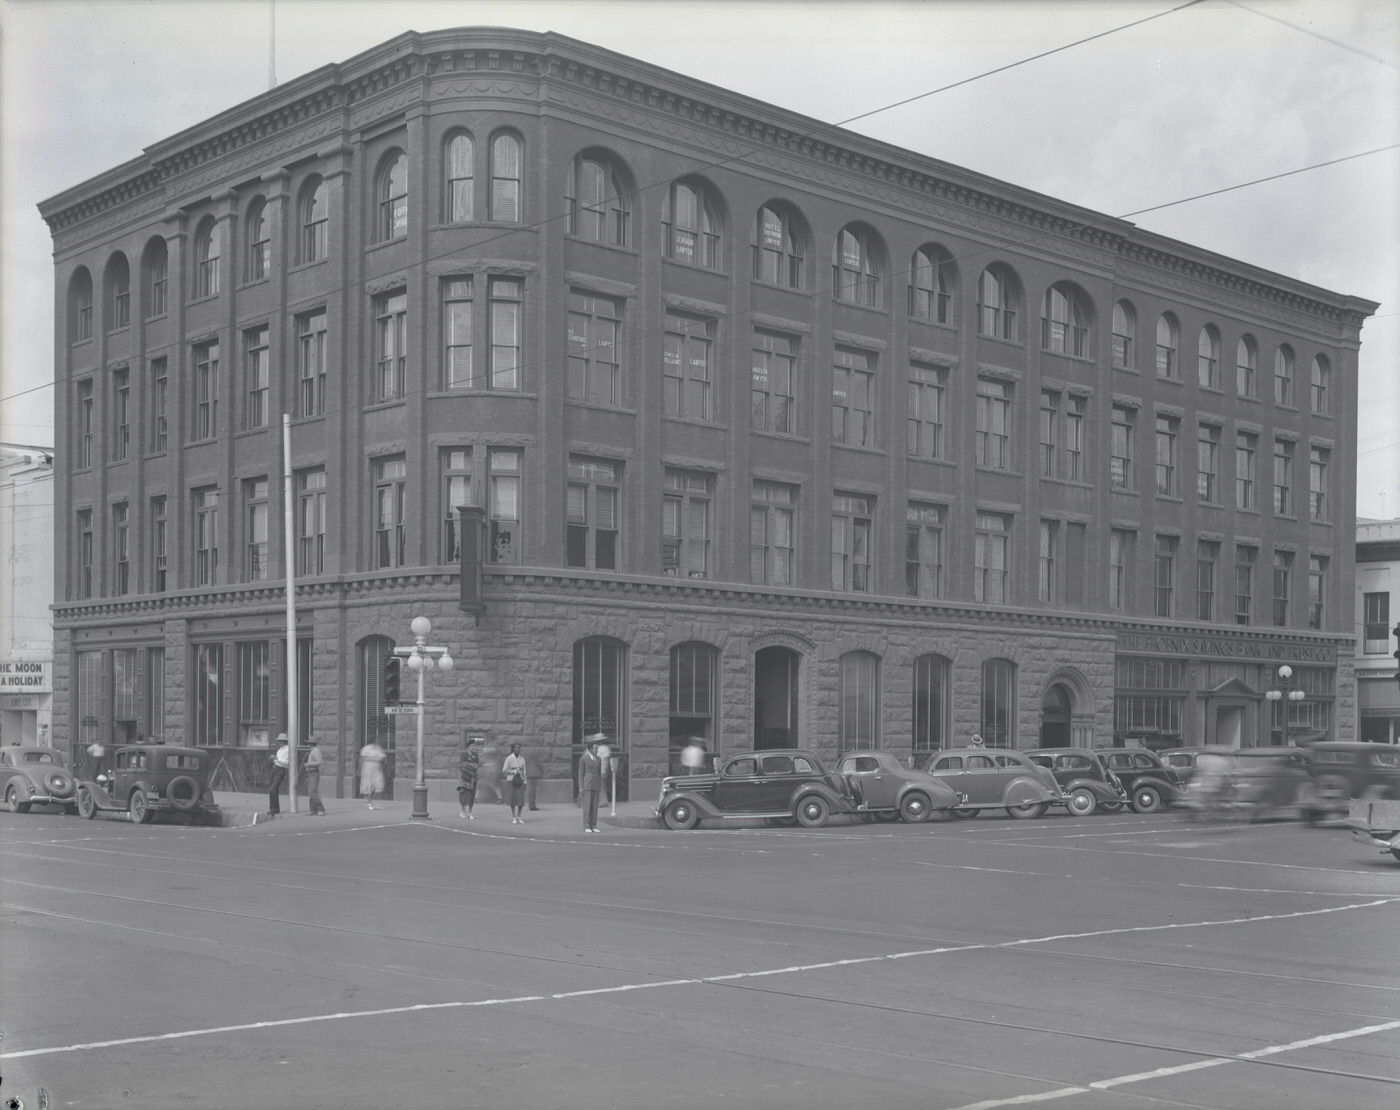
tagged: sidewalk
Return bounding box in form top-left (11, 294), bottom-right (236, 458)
top-left (214, 790), bottom-right (663, 832)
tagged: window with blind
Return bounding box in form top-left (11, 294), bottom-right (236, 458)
top-left (77, 650), bottom-right (103, 751)
top-left (113, 648), bottom-right (138, 741)
top-left (751, 331), bottom-right (796, 435)
top-left (238, 641), bottom-right (272, 747)
top-left (663, 312), bottom-right (714, 420)
top-left (490, 133), bottom-right (522, 223)
top-left (488, 448), bottom-right (521, 564)
top-left (912, 655), bottom-right (950, 753)
top-left (663, 469), bottom-right (710, 578)
top-left (193, 643), bottom-right (223, 746)
top-left (146, 648), bottom-right (165, 743)
top-left (445, 132), bottom-right (474, 222)
top-left (441, 448), bottom-right (474, 564)
top-left (905, 502), bottom-right (944, 598)
top-left (981, 659), bottom-right (1016, 747)
top-left (566, 457), bottom-right (619, 570)
top-left (359, 636), bottom-right (397, 752)
top-left (373, 457), bottom-right (407, 570)
top-left (670, 642), bottom-right (717, 754)
top-left (831, 493), bottom-right (872, 593)
top-left (751, 481), bottom-right (795, 585)
top-left (840, 652), bottom-right (879, 751)
top-left (574, 637), bottom-right (627, 748)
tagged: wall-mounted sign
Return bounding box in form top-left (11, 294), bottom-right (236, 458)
top-left (0, 660), bottom-right (50, 694)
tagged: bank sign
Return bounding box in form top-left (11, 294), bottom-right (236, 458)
top-left (0, 660), bottom-right (51, 694)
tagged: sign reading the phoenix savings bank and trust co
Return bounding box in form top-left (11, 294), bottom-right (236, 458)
top-left (1117, 633), bottom-right (1335, 665)
top-left (0, 660), bottom-right (51, 694)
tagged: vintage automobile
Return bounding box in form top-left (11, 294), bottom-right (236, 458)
top-left (1026, 748), bottom-right (1127, 816)
top-left (1178, 746), bottom-right (1311, 821)
top-left (923, 746), bottom-right (1067, 819)
top-left (1299, 741), bottom-right (1400, 824)
top-left (1099, 748), bottom-right (1184, 813)
top-left (75, 743), bottom-right (222, 825)
top-left (654, 748), bottom-right (855, 830)
top-left (1, 745), bottom-right (78, 813)
top-left (1344, 798), bottom-right (1400, 863)
top-left (836, 751), bottom-right (963, 823)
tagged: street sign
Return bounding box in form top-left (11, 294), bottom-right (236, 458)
top-left (384, 705), bottom-right (422, 715)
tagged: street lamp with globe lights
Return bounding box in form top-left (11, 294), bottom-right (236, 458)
top-left (403, 616), bottom-right (453, 819)
top-left (1264, 664), bottom-right (1305, 747)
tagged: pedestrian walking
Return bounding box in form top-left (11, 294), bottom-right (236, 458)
top-left (478, 746), bottom-right (503, 805)
top-left (525, 746), bottom-right (544, 810)
top-left (502, 743), bottom-right (528, 823)
top-left (304, 738), bottom-right (326, 815)
top-left (457, 735), bottom-right (480, 819)
top-left (578, 733), bottom-right (606, 832)
top-left (267, 734), bottom-right (290, 817)
top-left (360, 739), bottom-right (387, 809)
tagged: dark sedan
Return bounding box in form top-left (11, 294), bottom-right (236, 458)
top-left (1026, 748), bottom-right (1127, 816)
top-left (654, 749), bottom-right (855, 830)
top-left (1100, 748), bottom-right (1184, 813)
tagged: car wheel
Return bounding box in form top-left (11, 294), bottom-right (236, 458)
top-left (899, 792), bottom-right (931, 823)
top-left (6, 784), bottom-right (31, 814)
top-left (1131, 786), bottom-right (1163, 814)
top-left (128, 790), bottom-right (152, 825)
top-left (795, 795), bottom-right (830, 828)
top-left (1007, 801), bottom-right (1048, 820)
top-left (662, 798), bottom-right (699, 830)
top-left (1067, 789), bottom-right (1097, 817)
top-left (77, 786), bottom-right (98, 819)
top-left (950, 806), bottom-right (978, 819)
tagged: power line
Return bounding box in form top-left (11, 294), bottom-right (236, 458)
top-left (1225, 0), bottom-right (1400, 70)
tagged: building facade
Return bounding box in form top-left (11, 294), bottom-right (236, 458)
top-left (41, 29), bottom-right (1374, 802)
top-left (1, 446), bottom-right (55, 747)
top-left (1356, 518), bottom-right (1400, 743)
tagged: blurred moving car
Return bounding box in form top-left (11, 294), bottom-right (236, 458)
top-left (924, 747), bottom-right (1067, 819)
top-left (1026, 748), bottom-right (1127, 816)
top-left (1100, 748), bottom-right (1184, 813)
top-left (75, 743), bottom-right (222, 825)
top-left (836, 751), bottom-right (963, 822)
top-left (1179, 746), bottom-right (1310, 821)
top-left (654, 748), bottom-right (855, 830)
top-left (1343, 798), bottom-right (1400, 863)
top-left (1, 745), bottom-right (78, 814)
top-left (1299, 741), bottom-right (1400, 824)
top-left (1158, 747), bottom-right (1215, 783)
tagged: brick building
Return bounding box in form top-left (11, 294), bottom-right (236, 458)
top-left (41, 28), bottom-right (1374, 803)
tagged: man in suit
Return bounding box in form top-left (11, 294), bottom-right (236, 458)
top-left (578, 734), bottom-right (606, 833)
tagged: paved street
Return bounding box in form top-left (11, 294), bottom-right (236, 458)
top-left (3, 802), bottom-right (1398, 1110)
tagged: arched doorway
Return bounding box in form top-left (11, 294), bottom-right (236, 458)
top-left (754, 646), bottom-right (800, 748)
top-left (1039, 683), bottom-right (1073, 747)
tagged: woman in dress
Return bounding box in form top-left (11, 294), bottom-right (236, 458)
top-left (457, 736), bottom-right (480, 819)
top-left (501, 743), bottom-right (528, 823)
top-left (360, 740), bottom-right (387, 809)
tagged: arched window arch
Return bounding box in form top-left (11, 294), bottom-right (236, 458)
top-left (195, 217), bottom-right (220, 298)
top-left (912, 654), bottom-right (951, 755)
top-left (574, 636), bottom-right (629, 753)
top-left (567, 152), bottom-right (631, 246)
top-left (669, 641), bottom-right (719, 772)
top-left (1236, 335), bottom-right (1258, 397)
top-left (981, 658), bottom-right (1017, 747)
top-left (1197, 325), bottom-right (1220, 389)
top-left (1111, 300), bottom-right (1136, 367)
top-left (909, 245), bottom-right (955, 324)
top-left (68, 267), bottom-right (93, 342)
top-left (490, 132), bottom-right (521, 223)
top-left (245, 198), bottom-right (270, 282)
top-left (752, 203), bottom-right (805, 288)
top-left (104, 253), bottom-right (131, 331)
top-left (977, 264), bottom-right (1019, 340)
top-left (839, 651), bottom-right (880, 751)
top-left (832, 225), bottom-right (882, 307)
top-left (445, 132), bottom-right (474, 222)
top-left (1155, 313), bottom-right (1179, 378)
top-left (1041, 283), bottom-right (1092, 357)
top-left (1310, 353), bottom-right (1330, 414)
top-left (1274, 344), bottom-right (1295, 406)
top-left (300, 177), bottom-right (328, 263)
top-left (142, 237), bottom-right (168, 320)
top-left (377, 152), bottom-right (408, 242)
top-left (662, 179), bottom-right (720, 268)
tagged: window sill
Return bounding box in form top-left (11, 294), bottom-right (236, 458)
top-left (662, 413), bottom-right (723, 431)
top-left (565, 398), bottom-right (636, 416)
top-left (751, 428), bottom-right (808, 445)
top-left (751, 277), bottom-right (808, 296)
top-left (288, 258), bottom-right (327, 274)
top-left (238, 276), bottom-right (270, 291)
top-left (564, 234), bottom-right (636, 256)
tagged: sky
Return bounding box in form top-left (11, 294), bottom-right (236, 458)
top-left (2, 0), bottom-right (1397, 516)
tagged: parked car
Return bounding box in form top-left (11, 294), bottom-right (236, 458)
top-left (1026, 748), bottom-right (1127, 816)
top-left (1, 745), bottom-right (78, 814)
top-left (1099, 748), bottom-right (1184, 813)
top-left (653, 748), bottom-right (855, 830)
top-left (1299, 741), bottom-right (1400, 824)
top-left (923, 747), bottom-right (1067, 819)
top-left (836, 751), bottom-right (963, 823)
top-left (75, 743), bottom-right (222, 825)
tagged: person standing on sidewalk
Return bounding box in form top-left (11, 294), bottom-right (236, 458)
top-left (304, 738), bottom-right (326, 815)
top-left (267, 734), bottom-right (290, 817)
top-left (502, 743), bottom-right (528, 823)
top-left (578, 733), bottom-right (605, 833)
top-left (457, 736), bottom-right (480, 819)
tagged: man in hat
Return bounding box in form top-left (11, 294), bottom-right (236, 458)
top-left (267, 733), bottom-right (291, 817)
top-left (578, 733), bottom-right (606, 833)
top-left (304, 738), bottom-right (326, 815)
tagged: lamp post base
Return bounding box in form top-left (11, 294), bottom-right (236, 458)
top-left (411, 784), bottom-right (430, 820)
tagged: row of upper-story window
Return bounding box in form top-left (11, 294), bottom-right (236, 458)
top-left (67, 444), bottom-right (1333, 634)
top-left (60, 139), bottom-right (1336, 421)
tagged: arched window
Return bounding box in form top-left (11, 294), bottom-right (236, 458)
top-left (662, 180), bottom-right (719, 268)
top-left (445, 133), bottom-right (474, 222)
top-left (490, 133), bottom-right (521, 223)
top-left (68, 267), bottom-right (93, 342)
top-left (1111, 300), bottom-right (1135, 367)
top-left (1041, 283), bottom-right (1091, 357)
top-left (981, 658), bottom-right (1017, 747)
top-left (574, 636), bottom-right (629, 755)
top-left (909, 246), bottom-right (954, 324)
top-left (142, 238), bottom-right (168, 320)
top-left (912, 654), bottom-right (950, 755)
top-left (567, 154), bottom-right (630, 246)
top-left (377, 152), bottom-right (408, 242)
top-left (1197, 325), bottom-right (1220, 389)
top-left (105, 253), bottom-right (131, 331)
top-left (839, 651), bottom-right (880, 751)
top-left (357, 635), bottom-right (398, 766)
top-left (1236, 335), bottom-right (1258, 397)
top-left (978, 265), bottom-right (1018, 340)
top-left (1310, 354), bottom-right (1330, 414)
top-left (1155, 313), bottom-right (1179, 378)
top-left (245, 198), bottom-right (270, 282)
top-left (300, 177), bottom-right (328, 263)
top-left (195, 218), bottom-right (220, 298)
top-left (832, 225), bottom-right (881, 307)
top-left (1274, 345), bottom-right (1295, 406)
top-left (669, 641), bottom-right (718, 773)
top-left (753, 204), bottom-right (805, 288)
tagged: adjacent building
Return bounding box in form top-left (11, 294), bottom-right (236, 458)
top-left (1356, 518), bottom-right (1400, 743)
top-left (40, 29), bottom-right (1375, 802)
top-left (1, 445), bottom-right (55, 746)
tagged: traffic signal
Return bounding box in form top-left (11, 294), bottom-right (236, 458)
top-left (383, 656), bottom-right (402, 707)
